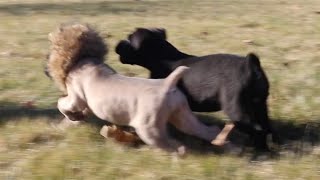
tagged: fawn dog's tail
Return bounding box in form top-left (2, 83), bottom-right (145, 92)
top-left (163, 66), bottom-right (189, 91)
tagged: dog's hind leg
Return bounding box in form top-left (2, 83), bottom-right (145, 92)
top-left (223, 100), bottom-right (270, 151)
top-left (211, 123), bottom-right (235, 146)
top-left (133, 115), bottom-right (186, 156)
top-left (254, 101), bottom-right (280, 146)
top-left (170, 106), bottom-right (221, 143)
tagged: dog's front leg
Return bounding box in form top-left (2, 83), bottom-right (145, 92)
top-left (58, 95), bottom-right (86, 121)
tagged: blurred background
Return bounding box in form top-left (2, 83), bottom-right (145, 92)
top-left (0, 0), bottom-right (319, 179)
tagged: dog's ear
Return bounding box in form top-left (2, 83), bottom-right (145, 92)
top-left (129, 28), bottom-right (149, 49)
top-left (150, 28), bottom-right (167, 40)
top-left (130, 28), bottom-right (167, 49)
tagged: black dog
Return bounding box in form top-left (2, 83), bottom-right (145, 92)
top-left (115, 28), bottom-right (279, 151)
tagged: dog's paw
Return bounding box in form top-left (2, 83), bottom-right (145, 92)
top-left (171, 146), bottom-right (187, 160)
top-left (211, 123), bottom-right (234, 146)
top-left (211, 139), bottom-right (230, 146)
top-left (100, 125), bottom-right (111, 138)
top-left (51, 118), bottom-right (81, 131)
top-left (177, 145), bottom-right (187, 157)
top-left (100, 125), bottom-right (140, 144)
top-left (65, 111), bottom-right (86, 121)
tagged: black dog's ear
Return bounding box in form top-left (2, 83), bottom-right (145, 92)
top-left (129, 28), bottom-right (148, 49)
top-left (130, 28), bottom-right (167, 49)
top-left (150, 28), bottom-right (167, 40)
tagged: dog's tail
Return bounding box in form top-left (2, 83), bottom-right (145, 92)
top-left (246, 53), bottom-right (265, 79)
top-left (246, 52), bottom-right (269, 96)
top-left (163, 66), bottom-right (189, 91)
top-left (46, 23), bottom-right (108, 93)
top-left (246, 53), bottom-right (261, 68)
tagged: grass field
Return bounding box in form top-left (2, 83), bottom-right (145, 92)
top-left (0, 0), bottom-right (320, 179)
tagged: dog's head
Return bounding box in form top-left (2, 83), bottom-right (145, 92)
top-left (116, 28), bottom-right (185, 67)
top-left (44, 23), bottom-right (108, 93)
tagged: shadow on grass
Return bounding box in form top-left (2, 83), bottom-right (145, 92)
top-left (0, 107), bottom-right (60, 121)
top-left (170, 114), bottom-right (320, 157)
top-left (0, 1), bottom-right (163, 16)
top-left (1, 105), bottom-right (319, 157)
top-left (0, 105), bottom-right (110, 127)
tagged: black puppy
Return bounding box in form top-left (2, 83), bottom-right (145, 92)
top-left (115, 28), bottom-right (278, 151)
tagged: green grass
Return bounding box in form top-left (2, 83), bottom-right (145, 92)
top-left (0, 0), bottom-right (320, 179)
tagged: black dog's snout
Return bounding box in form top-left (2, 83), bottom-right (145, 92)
top-left (115, 40), bottom-right (131, 55)
top-left (115, 40), bottom-right (138, 65)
